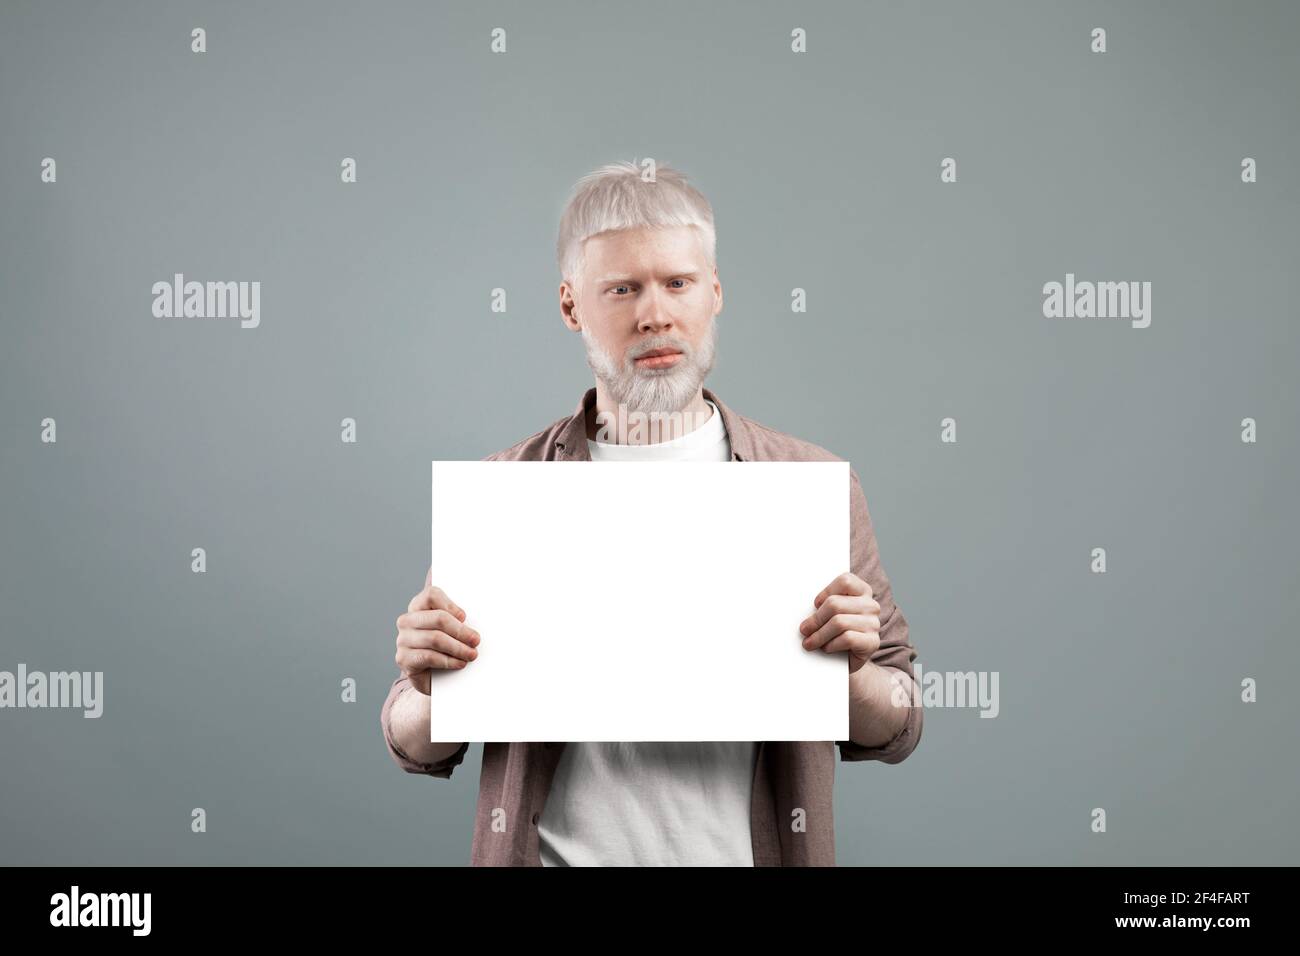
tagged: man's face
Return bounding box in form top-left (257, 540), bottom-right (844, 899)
top-left (563, 225), bottom-right (722, 414)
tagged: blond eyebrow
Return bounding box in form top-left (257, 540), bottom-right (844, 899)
top-left (595, 270), bottom-right (701, 284)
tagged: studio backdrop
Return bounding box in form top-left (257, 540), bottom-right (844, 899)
top-left (1, 0), bottom-right (1296, 865)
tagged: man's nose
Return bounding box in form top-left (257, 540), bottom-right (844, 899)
top-left (636, 295), bottom-right (674, 334)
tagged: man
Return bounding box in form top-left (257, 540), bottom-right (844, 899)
top-left (381, 160), bottom-right (922, 866)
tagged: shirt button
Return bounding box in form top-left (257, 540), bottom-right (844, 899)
top-left (531, 812), bottom-right (540, 826)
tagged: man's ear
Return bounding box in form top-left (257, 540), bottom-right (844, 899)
top-left (560, 283), bottom-right (582, 332)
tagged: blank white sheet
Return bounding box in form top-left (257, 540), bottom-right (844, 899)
top-left (428, 460), bottom-right (849, 742)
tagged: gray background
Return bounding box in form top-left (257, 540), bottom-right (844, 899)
top-left (1, 0), bottom-right (1296, 865)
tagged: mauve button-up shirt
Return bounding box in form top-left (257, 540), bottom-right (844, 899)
top-left (380, 386), bottom-right (922, 865)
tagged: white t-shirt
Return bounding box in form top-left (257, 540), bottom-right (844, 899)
top-left (582, 400), bottom-right (731, 462)
top-left (536, 400), bottom-right (760, 866)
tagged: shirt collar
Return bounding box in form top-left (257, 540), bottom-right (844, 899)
top-left (553, 386), bottom-right (754, 462)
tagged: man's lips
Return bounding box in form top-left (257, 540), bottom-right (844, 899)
top-left (634, 348), bottom-right (683, 369)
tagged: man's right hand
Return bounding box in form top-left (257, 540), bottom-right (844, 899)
top-left (395, 570), bottom-right (480, 695)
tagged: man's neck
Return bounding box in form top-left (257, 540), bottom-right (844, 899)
top-left (587, 383), bottom-right (713, 445)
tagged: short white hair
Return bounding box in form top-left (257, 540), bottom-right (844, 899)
top-left (555, 159), bottom-right (717, 287)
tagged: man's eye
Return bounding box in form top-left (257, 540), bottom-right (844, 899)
top-left (610, 285), bottom-right (631, 295)
top-left (669, 279), bottom-right (686, 288)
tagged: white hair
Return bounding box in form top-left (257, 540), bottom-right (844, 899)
top-left (555, 159), bottom-right (717, 287)
top-left (582, 317), bottom-right (718, 414)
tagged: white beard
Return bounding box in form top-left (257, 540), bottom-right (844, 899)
top-left (582, 318), bottom-right (718, 414)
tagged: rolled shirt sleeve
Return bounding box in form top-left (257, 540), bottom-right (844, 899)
top-left (380, 675), bottom-right (470, 778)
top-left (378, 445), bottom-right (501, 778)
top-left (836, 466), bottom-right (923, 765)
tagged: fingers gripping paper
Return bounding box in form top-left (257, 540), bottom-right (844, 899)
top-left (429, 460), bottom-right (850, 741)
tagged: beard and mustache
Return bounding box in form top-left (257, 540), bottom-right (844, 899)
top-left (581, 317), bottom-right (718, 415)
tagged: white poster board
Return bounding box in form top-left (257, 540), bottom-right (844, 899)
top-left (428, 460), bottom-right (849, 741)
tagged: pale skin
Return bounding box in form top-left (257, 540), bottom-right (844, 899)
top-left (565, 225), bottom-right (718, 442)
top-left (388, 225), bottom-right (915, 764)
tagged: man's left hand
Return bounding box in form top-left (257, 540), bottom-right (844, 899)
top-left (798, 572), bottom-right (882, 675)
